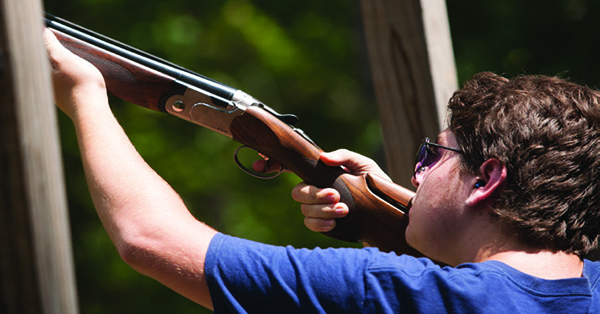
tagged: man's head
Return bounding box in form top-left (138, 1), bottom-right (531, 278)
top-left (448, 72), bottom-right (600, 256)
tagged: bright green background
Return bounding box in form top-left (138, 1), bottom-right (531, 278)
top-left (43, 0), bottom-right (600, 313)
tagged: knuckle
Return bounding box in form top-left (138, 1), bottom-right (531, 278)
top-left (304, 217), bottom-right (335, 232)
top-left (304, 217), bottom-right (317, 231)
top-left (291, 183), bottom-right (307, 202)
top-left (294, 183), bottom-right (329, 204)
top-left (300, 204), bottom-right (311, 217)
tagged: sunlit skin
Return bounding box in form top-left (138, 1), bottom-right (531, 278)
top-left (45, 29), bottom-right (217, 309)
top-left (293, 130), bottom-right (584, 278)
top-left (405, 130), bottom-right (474, 264)
top-left (46, 23), bottom-right (585, 313)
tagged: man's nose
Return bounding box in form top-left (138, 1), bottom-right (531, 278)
top-left (411, 172), bottom-right (422, 188)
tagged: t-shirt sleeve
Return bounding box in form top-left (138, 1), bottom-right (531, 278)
top-left (205, 233), bottom-right (373, 314)
top-left (204, 233), bottom-right (596, 313)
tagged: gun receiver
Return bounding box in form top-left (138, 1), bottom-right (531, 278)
top-left (45, 13), bottom-right (421, 256)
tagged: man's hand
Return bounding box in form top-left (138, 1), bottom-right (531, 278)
top-left (43, 28), bottom-right (107, 119)
top-left (44, 28), bottom-right (217, 308)
top-left (291, 149), bottom-right (390, 232)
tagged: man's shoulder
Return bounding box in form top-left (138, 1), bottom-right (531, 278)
top-left (584, 259), bottom-right (600, 289)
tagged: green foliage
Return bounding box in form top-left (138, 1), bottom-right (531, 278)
top-left (47, 1), bottom-right (370, 313)
top-left (44, 0), bottom-right (600, 312)
top-left (447, 0), bottom-right (600, 85)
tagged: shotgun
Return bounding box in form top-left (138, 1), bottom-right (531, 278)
top-left (45, 13), bottom-right (420, 256)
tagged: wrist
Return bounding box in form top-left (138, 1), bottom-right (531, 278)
top-left (60, 83), bottom-right (109, 121)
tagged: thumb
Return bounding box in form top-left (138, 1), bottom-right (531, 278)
top-left (44, 28), bottom-right (69, 69)
top-left (43, 28), bottom-right (58, 49)
top-left (319, 149), bottom-right (389, 180)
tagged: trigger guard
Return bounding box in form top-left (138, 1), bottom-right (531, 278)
top-left (234, 146), bottom-right (283, 179)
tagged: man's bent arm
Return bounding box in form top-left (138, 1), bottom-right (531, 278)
top-left (45, 30), bottom-right (217, 309)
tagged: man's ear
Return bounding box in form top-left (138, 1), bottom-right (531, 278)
top-left (466, 158), bottom-right (507, 207)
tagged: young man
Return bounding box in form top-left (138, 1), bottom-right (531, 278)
top-left (45, 28), bottom-right (600, 313)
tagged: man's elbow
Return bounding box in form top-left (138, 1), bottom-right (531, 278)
top-left (114, 221), bottom-right (216, 277)
top-left (116, 234), bottom-right (160, 273)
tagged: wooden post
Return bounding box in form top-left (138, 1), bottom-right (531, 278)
top-left (360, 0), bottom-right (457, 187)
top-left (0, 0), bottom-right (79, 313)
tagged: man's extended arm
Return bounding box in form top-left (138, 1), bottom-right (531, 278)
top-left (44, 29), bottom-right (217, 309)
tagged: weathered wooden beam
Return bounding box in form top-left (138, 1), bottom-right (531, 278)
top-left (0, 0), bottom-right (79, 313)
top-left (360, 0), bottom-right (457, 187)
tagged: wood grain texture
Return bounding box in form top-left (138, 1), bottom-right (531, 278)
top-left (0, 0), bottom-right (79, 312)
top-left (231, 106), bottom-right (421, 255)
top-left (360, 0), bottom-right (457, 187)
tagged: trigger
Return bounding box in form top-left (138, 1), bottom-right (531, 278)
top-left (234, 146), bottom-right (283, 179)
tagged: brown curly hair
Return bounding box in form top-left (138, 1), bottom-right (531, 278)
top-left (448, 72), bottom-right (600, 256)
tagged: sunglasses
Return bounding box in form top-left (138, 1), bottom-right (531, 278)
top-left (413, 137), bottom-right (464, 178)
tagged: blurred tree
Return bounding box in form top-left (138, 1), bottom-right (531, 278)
top-left (43, 0), bottom-right (600, 313)
top-left (44, 0), bottom-right (374, 313)
top-left (448, 0), bottom-right (600, 87)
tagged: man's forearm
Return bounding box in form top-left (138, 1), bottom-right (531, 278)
top-left (45, 27), bottom-right (217, 308)
top-left (70, 96), bottom-right (216, 308)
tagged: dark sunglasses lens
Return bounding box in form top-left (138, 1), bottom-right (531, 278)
top-left (415, 141), bottom-right (428, 166)
top-left (415, 140), bottom-right (440, 169)
top-left (421, 146), bottom-right (439, 167)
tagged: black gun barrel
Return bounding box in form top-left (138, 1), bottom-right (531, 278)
top-left (44, 13), bottom-right (237, 101)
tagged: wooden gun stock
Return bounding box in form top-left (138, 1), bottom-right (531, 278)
top-left (46, 13), bottom-right (422, 256)
top-left (231, 107), bottom-right (421, 256)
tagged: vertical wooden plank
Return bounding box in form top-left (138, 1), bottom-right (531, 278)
top-left (421, 0), bottom-right (458, 128)
top-left (359, 0), bottom-right (457, 187)
top-left (0, 0), bottom-right (79, 313)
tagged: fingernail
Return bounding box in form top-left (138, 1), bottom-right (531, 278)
top-left (324, 193), bottom-right (338, 203)
top-left (322, 220), bottom-right (336, 231)
top-left (333, 205), bottom-right (347, 216)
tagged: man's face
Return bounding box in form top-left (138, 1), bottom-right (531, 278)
top-left (406, 129), bottom-right (474, 265)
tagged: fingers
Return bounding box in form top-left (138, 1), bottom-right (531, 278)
top-left (44, 28), bottom-right (86, 73)
top-left (44, 28), bottom-right (103, 81)
top-left (44, 28), bottom-right (78, 75)
top-left (290, 149), bottom-right (390, 234)
top-left (43, 28), bottom-right (61, 69)
top-left (252, 149), bottom-right (390, 181)
top-left (251, 159), bottom-right (285, 174)
top-left (302, 202), bottom-right (348, 232)
top-left (319, 149), bottom-right (365, 167)
top-left (292, 182), bottom-right (338, 204)
top-left (44, 28), bottom-right (108, 118)
top-left (319, 149), bottom-right (391, 180)
top-left (293, 182), bottom-right (348, 232)
top-left (43, 28), bottom-right (62, 55)
top-left (300, 202), bottom-right (348, 219)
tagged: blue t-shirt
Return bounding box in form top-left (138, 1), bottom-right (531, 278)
top-left (205, 233), bottom-right (600, 313)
